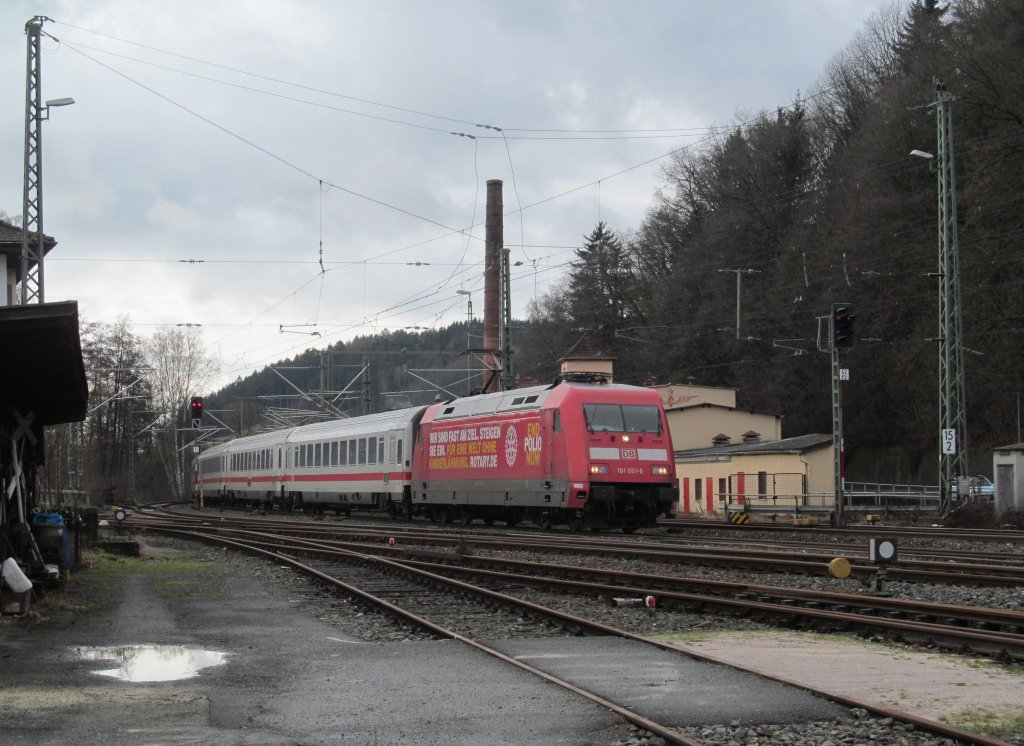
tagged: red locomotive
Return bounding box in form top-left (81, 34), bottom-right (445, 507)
top-left (411, 376), bottom-right (678, 531)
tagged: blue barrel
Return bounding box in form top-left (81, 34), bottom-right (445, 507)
top-left (32, 513), bottom-right (70, 569)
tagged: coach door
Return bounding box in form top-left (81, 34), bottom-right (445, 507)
top-left (542, 409), bottom-right (564, 479)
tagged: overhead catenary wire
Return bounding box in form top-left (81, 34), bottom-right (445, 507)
top-left (43, 18), bottom-right (1016, 390)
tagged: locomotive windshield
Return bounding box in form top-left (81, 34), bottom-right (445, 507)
top-left (583, 404), bottom-right (662, 434)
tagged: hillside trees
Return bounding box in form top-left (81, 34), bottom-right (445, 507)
top-left (524, 0), bottom-right (1024, 477)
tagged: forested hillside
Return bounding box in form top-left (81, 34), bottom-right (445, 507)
top-left (207, 321), bottom-right (511, 432)
top-left (519, 0), bottom-right (1024, 481)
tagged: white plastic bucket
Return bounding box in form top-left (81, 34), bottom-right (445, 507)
top-left (1, 557), bottom-right (32, 594)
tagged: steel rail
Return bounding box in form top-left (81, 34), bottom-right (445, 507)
top-left (128, 515), bottom-right (1024, 639)
top-left (661, 518), bottom-right (1024, 544)
top-left (196, 526), bottom-right (1024, 658)
top-left (133, 510), bottom-right (1024, 587)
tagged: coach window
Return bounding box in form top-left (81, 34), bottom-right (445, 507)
top-left (377, 437), bottom-right (385, 464)
top-left (552, 410), bottom-right (562, 432)
top-left (298, 446), bottom-right (305, 468)
top-left (331, 441), bottom-right (338, 466)
top-left (339, 440), bottom-right (348, 466)
top-left (367, 437), bottom-right (377, 465)
top-left (306, 444), bottom-right (313, 468)
top-left (388, 434), bottom-right (396, 464)
top-left (358, 438), bottom-right (367, 465)
top-left (349, 440), bottom-right (357, 465)
top-left (315, 443), bottom-right (322, 467)
top-left (397, 438), bottom-right (404, 466)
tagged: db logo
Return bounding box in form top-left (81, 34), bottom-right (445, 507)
top-left (621, 449), bottom-right (638, 460)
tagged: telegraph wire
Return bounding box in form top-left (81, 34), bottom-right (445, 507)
top-left (46, 31), bottom-right (480, 238)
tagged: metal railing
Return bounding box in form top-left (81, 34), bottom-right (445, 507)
top-left (719, 481), bottom-right (944, 517)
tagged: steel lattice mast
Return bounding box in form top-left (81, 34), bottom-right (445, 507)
top-left (934, 79), bottom-right (968, 512)
top-left (20, 16), bottom-right (48, 304)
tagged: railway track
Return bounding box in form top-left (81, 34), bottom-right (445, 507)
top-left (134, 520), bottom-right (1014, 746)
top-left (661, 518), bottom-right (1024, 544)
top-left (130, 511), bottom-right (1024, 659)
top-left (137, 506), bottom-right (1024, 588)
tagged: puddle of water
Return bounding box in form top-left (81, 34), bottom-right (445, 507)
top-left (71, 644), bottom-right (228, 682)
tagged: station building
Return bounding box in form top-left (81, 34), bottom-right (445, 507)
top-left (650, 384), bottom-right (833, 516)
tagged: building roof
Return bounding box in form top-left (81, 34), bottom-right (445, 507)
top-left (664, 401), bottom-right (780, 417)
top-left (994, 442), bottom-right (1024, 452)
top-left (0, 218), bottom-right (57, 280)
top-left (0, 301), bottom-right (88, 426)
top-left (675, 433), bottom-right (832, 460)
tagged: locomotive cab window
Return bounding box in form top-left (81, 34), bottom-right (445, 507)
top-left (583, 404), bottom-right (662, 434)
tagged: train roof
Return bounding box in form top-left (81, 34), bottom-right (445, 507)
top-left (200, 427), bottom-right (295, 456)
top-left (287, 405), bottom-right (428, 443)
top-left (428, 380), bottom-right (661, 422)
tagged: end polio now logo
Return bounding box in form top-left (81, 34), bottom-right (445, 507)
top-left (504, 425), bottom-right (518, 467)
top-left (504, 421), bottom-right (544, 468)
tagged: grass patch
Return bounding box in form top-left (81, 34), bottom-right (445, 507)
top-left (941, 708), bottom-right (1024, 739)
top-left (34, 548), bottom-right (218, 621)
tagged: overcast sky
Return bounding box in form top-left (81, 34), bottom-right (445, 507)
top-left (1, 0), bottom-right (898, 391)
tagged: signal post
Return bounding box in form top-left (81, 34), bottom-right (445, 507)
top-left (829, 304), bottom-right (856, 527)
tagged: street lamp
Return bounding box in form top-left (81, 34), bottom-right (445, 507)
top-left (44, 97), bottom-right (75, 113)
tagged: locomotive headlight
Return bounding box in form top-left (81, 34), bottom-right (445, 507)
top-left (651, 465), bottom-right (669, 476)
top-left (621, 435), bottom-right (631, 443)
top-left (589, 463), bottom-right (609, 475)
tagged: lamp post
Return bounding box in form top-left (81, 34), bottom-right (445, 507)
top-left (21, 15), bottom-right (74, 305)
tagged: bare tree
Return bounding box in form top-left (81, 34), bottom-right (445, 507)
top-left (147, 328), bottom-right (218, 499)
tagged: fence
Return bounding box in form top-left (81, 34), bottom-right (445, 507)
top-left (700, 476), bottom-right (943, 517)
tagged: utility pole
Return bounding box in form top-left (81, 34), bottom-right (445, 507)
top-left (20, 15), bottom-right (73, 305)
top-left (933, 79), bottom-right (968, 513)
top-left (21, 16), bottom-right (46, 304)
top-left (824, 304), bottom-right (856, 527)
top-left (718, 268), bottom-right (760, 339)
top-left (361, 354), bottom-right (372, 415)
top-left (499, 246), bottom-right (514, 390)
